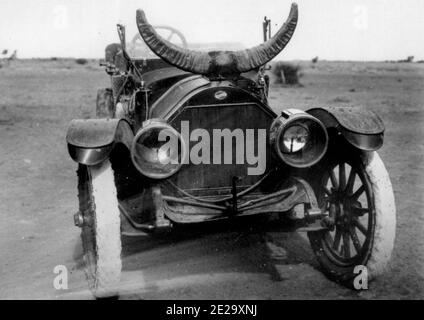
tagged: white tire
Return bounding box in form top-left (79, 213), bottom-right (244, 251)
top-left (361, 151), bottom-right (396, 279)
top-left (77, 160), bottom-right (122, 298)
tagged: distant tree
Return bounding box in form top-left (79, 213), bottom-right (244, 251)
top-left (273, 61), bottom-right (301, 85)
top-left (398, 55), bottom-right (414, 63)
top-left (7, 50), bottom-right (17, 60)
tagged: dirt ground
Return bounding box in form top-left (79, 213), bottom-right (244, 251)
top-left (0, 59), bottom-right (423, 299)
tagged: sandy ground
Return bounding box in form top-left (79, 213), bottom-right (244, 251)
top-left (0, 59), bottom-right (423, 299)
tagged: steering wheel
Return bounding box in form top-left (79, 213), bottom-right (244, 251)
top-left (129, 25), bottom-right (188, 58)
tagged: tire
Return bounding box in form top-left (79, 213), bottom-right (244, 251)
top-left (307, 151), bottom-right (396, 287)
top-left (96, 88), bottom-right (114, 118)
top-left (77, 160), bottom-right (122, 298)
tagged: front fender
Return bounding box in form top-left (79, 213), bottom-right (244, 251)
top-left (307, 106), bottom-right (385, 151)
top-left (66, 118), bottom-right (134, 165)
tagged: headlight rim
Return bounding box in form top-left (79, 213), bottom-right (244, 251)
top-left (271, 111), bottom-right (328, 168)
top-left (131, 118), bottom-right (187, 179)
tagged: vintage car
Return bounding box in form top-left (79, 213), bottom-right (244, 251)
top-left (66, 3), bottom-right (396, 297)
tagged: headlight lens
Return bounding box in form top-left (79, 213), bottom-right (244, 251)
top-left (131, 119), bottom-right (186, 179)
top-left (281, 124), bottom-right (309, 153)
top-left (270, 109), bottom-right (328, 168)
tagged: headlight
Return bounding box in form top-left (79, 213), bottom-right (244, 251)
top-left (270, 109), bottom-right (328, 168)
top-left (131, 119), bottom-right (186, 179)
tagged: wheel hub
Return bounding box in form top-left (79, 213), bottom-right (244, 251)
top-left (329, 188), bottom-right (362, 230)
top-left (74, 211), bottom-right (84, 227)
top-left (74, 210), bottom-right (92, 228)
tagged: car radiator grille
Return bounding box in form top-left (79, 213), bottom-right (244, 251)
top-left (167, 103), bottom-right (276, 196)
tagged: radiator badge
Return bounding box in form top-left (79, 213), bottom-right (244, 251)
top-left (214, 90), bottom-right (228, 101)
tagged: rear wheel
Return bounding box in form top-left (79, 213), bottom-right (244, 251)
top-left (308, 151), bottom-right (396, 287)
top-left (77, 160), bottom-right (122, 297)
top-left (96, 88), bottom-right (114, 118)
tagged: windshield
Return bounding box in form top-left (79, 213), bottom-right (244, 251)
top-left (128, 27), bottom-right (245, 59)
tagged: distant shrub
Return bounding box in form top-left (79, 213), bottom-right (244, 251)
top-left (75, 58), bottom-right (88, 65)
top-left (273, 62), bottom-right (301, 85)
top-left (50, 57), bottom-right (58, 61)
top-left (332, 96), bottom-right (350, 103)
top-left (397, 56), bottom-right (414, 63)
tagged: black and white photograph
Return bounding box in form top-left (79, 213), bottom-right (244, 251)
top-left (0, 0), bottom-right (423, 304)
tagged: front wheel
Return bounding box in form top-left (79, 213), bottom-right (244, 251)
top-left (308, 151), bottom-right (396, 287)
top-left (77, 160), bottom-right (122, 298)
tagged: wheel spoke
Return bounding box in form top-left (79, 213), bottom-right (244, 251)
top-left (329, 169), bottom-right (339, 190)
top-left (346, 168), bottom-right (356, 194)
top-left (323, 186), bottom-right (332, 196)
top-left (353, 218), bottom-right (367, 235)
top-left (333, 229), bottom-right (342, 251)
top-left (354, 207), bottom-right (369, 216)
top-left (329, 202), bottom-right (337, 219)
top-left (339, 163), bottom-right (346, 190)
top-left (342, 231), bottom-right (351, 258)
top-left (349, 227), bottom-right (362, 253)
top-left (352, 185), bottom-right (365, 200)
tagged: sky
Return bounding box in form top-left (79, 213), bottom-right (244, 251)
top-left (0, 0), bottom-right (423, 61)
